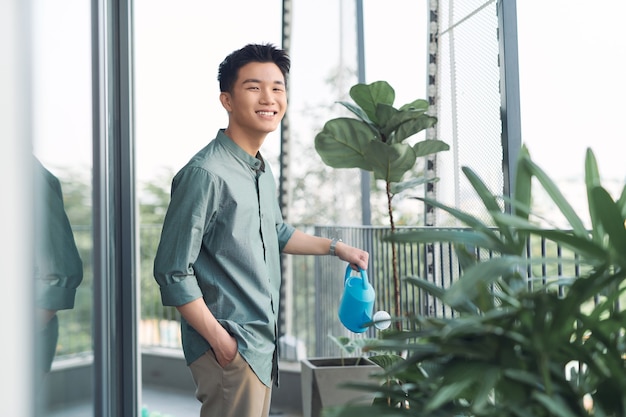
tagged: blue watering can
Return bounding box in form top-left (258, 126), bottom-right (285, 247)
top-left (338, 264), bottom-right (375, 333)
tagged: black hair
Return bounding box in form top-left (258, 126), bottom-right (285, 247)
top-left (217, 43), bottom-right (290, 93)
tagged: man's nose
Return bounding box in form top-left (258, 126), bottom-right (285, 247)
top-left (259, 88), bottom-right (275, 103)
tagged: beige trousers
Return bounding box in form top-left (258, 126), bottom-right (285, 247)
top-left (189, 350), bottom-right (272, 417)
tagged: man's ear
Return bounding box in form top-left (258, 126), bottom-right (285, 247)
top-left (219, 92), bottom-right (232, 112)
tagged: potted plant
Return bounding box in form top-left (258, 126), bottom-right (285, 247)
top-left (321, 146), bottom-right (626, 416)
top-left (300, 335), bottom-right (380, 417)
top-left (314, 80), bottom-right (449, 326)
top-left (302, 80), bottom-right (448, 417)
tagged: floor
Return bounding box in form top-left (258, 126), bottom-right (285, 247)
top-left (46, 384), bottom-right (303, 417)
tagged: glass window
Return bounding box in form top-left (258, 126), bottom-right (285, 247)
top-left (31, 0), bottom-right (94, 415)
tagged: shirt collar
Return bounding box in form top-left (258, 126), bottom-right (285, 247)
top-left (217, 129), bottom-right (265, 172)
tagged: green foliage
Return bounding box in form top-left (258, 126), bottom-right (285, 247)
top-left (314, 80), bottom-right (449, 325)
top-left (139, 170), bottom-right (173, 225)
top-left (326, 147), bottom-right (626, 416)
top-left (314, 81), bottom-right (447, 184)
top-left (58, 169), bottom-right (93, 227)
top-left (138, 172), bottom-right (179, 322)
top-left (327, 333), bottom-right (398, 367)
top-left (328, 334), bottom-right (366, 366)
top-left (51, 170), bottom-right (178, 357)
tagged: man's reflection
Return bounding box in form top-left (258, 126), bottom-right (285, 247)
top-left (33, 156), bottom-right (83, 376)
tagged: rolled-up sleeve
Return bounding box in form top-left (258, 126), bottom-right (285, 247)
top-left (153, 166), bottom-right (218, 306)
top-left (272, 189), bottom-right (295, 251)
top-left (34, 158), bottom-right (84, 311)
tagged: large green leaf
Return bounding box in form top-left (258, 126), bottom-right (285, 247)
top-left (393, 114), bottom-right (438, 144)
top-left (490, 211), bottom-right (610, 266)
top-left (444, 256), bottom-right (527, 307)
top-left (337, 100), bottom-right (374, 126)
top-left (374, 103), bottom-right (399, 136)
top-left (471, 367), bottom-right (500, 411)
top-left (399, 98), bottom-right (429, 112)
top-left (368, 354), bottom-right (404, 370)
top-left (514, 145), bottom-right (533, 220)
top-left (363, 141), bottom-right (416, 182)
top-left (404, 275), bottom-right (479, 314)
top-left (502, 369), bottom-right (545, 389)
top-left (349, 81), bottom-right (395, 125)
top-left (388, 228), bottom-right (505, 253)
top-left (412, 139), bottom-right (449, 157)
top-left (531, 392), bottom-right (580, 417)
top-left (462, 166), bottom-right (520, 251)
top-left (379, 108), bottom-right (434, 143)
top-left (462, 166), bottom-right (504, 214)
top-left (314, 118), bottom-right (376, 170)
top-left (591, 186), bottom-right (626, 259)
top-left (425, 377), bottom-right (474, 411)
top-left (406, 196), bottom-right (505, 248)
top-left (521, 156), bottom-right (588, 236)
top-left (491, 218), bottom-right (607, 263)
top-left (584, 149), bottom-right (605, 245)
top-left (390, 176), bottom-right (431, 194)
top-left (618, 184), bottom-right (626, 219)
top-left (403, 275), bottom-right (446, 299)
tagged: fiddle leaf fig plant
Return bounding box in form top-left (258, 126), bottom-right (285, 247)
top-left (315, 81), bottom-right (447, 183)
top-left (315, 81), bottom-right (449, 327)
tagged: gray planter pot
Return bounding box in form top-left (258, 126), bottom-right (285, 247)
top-left (300, 357), bottom-right (379, 417)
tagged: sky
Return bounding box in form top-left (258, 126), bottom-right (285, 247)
top-left (516, 0), bottom-right (625, 183)
top-left (32, 1), bottom-right (624, 209)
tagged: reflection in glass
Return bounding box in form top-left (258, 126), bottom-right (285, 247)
top-left (32, 156), bottom-right (94, 416)
top-left (31, 0), bottom-right (93, 415)
top-left (33, 156), bottom-right (84, 377)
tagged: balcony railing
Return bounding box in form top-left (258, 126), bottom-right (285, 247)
top-left (52, 224), bottom-right (585, 365)
top-left (276, 225), bottom-right (586, 359)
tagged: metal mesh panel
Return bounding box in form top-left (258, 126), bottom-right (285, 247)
top-left (433, 1), bottom-right (504, 226)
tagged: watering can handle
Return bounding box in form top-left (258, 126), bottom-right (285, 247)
top-left (344, 264), bottom-right (369, 288)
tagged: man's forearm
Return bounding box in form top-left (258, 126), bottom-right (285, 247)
top-left (176, 298), bottom-right (227, 347)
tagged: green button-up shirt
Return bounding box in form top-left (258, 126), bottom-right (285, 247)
top-left (153, 130), bottom-right (295, 387)
top-left (34, 157), bottom-right (84, 312)
top-left (34, 156), bottom-right (84, 373)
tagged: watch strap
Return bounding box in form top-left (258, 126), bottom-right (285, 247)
top-left (329, 237), bottom-right (342, 256)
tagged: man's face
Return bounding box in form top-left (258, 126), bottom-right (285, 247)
top-left (221, 61), bottom-right (287, 136)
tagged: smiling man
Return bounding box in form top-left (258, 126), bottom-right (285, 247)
top-left (153, 43), bottom-right (369, 417)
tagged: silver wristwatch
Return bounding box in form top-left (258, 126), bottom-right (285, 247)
top-left (329, 237), bottom-right (342, 256)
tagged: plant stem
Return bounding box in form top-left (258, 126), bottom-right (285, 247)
top-left (387, 181), bottom-right (401, 331)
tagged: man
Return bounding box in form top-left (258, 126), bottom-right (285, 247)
top-left (153, 43), bottom-right (369, 417)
